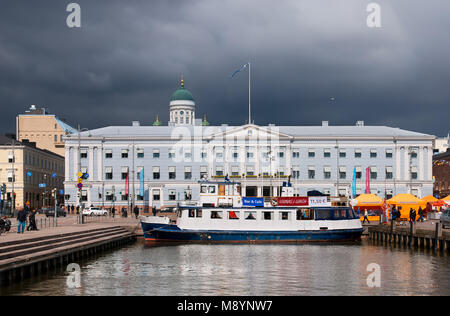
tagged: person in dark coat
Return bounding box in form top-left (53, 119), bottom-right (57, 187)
top-left (152, 206), bottom-right (157, 216)
top-left (111, 207), bottom-right (115, 218)
top-left (417, 207), bottom-right (424, 222)
top-left (17, 209), bottom-right (27, 234)
top-left (27, 209), bottom-right (38, 231)
top-left (133, 206), bottom-right (139, 219)
top-left (409, 208), bottom-right (416, 222)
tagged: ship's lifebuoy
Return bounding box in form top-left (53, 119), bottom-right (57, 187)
top-left (270, 198), bottom-right (278, 206)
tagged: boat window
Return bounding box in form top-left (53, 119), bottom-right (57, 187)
top-left (188, 209), bottom-right (195, 218)
top-left (314, 209), bottom-right (333, 220)
top-left (263, 211), bottom-right (273, 220)
top-left (228, 211), bottom-right (240, 220)
top-left (201, 185), bottom-right (208, 193)
top-left (297, 209), bottom-right (313, 220)
top-left (244, 211), bottom-right (257, 220)
top-left (280, 211), bottom-right (290, 220)
top-left (347, 209), bottom-right (356, 219)
top-left (196, 209), bottom-right (202, 218)
top-left (210, 211), bottom-right (222, 219)
top-left (333, 209), bottom-right (347, 219)
top-left (209, 186), bottom-right (216, 194)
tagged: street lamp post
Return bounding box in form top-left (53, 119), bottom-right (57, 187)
top-left (77, 125), bottom-right (90, 224)
top-left (11, 139), bottom-right (15, 216)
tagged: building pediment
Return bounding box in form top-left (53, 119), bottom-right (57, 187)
top-left (207, 124), bottom-right (293, 141)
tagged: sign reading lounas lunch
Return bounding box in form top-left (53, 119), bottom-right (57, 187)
top-left (271, 196), bottom-right (330, 207)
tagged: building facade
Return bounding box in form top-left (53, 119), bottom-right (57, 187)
top-left (0, 135), bottom-right (65, 211)
top-left (63, 80), bottom-right (436, 211)
top-left (433, 149), bottom-right (450, 198)
top-left (16, 105), bottom-right (77, 156)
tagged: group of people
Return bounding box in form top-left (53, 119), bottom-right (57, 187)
top-left (390, 206), bottom-right (425, 222)
top-left (16, 208), bottom-right (39, 234)
top-left (358, 205), bottom-right (426, 224)
top-left (109, 206), bottom-right (141, 219)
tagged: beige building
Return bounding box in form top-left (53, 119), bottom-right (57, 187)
top-left (0, 135), bottom-right (65, 211)
top-left (16, 105), bottom-right (76, 156)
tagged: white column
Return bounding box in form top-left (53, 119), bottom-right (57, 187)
top-left (73, 145), bottom-right (79, 180)
top-left (97, 146), bottom-right (103, 181)
top-left (286, 144), bottom-right (291, 176)
top-left (418, 146), bottom-right (424, 181)
top-left (395, 145), bottom-right (401, 181)
top-left (404, 147), bottom-right (409, 181)
top-left (88, 146), bottom-right (94, 180)
top-left (65, 147), bottom-right (71, 181)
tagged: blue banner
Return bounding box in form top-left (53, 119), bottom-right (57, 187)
top-left (139, 170), bottom-right (144, 197)
top-left (243, 197), bottom-right (264, 207)
top-left (352, 167), bottom-right (357, 198)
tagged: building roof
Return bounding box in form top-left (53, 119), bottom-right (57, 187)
top-left (71, 123), bottom-right (435, 140)
top-left (170, 78), bottom-right (194, 102)
top-left (0, 135), bottom-right (64, 158)
top-left (55, 117), bottom-right (77, 134)
top-left (433, 149), bottom-right (450, 160)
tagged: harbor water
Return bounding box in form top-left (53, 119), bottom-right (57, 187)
top-left (1, 238), bottom-right (449, 296)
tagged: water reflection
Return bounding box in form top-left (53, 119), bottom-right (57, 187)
top-left (1, 239), bottom-right (449, 296)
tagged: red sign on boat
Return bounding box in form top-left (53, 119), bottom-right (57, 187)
top-left (276, 197), bottom-right (309, 206)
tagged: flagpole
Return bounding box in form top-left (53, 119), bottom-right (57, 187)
top-left (248, 62), bottom-right (251, 124)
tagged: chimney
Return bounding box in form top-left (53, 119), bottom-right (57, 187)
top-left (132, 121), bottom-right (140, 127)
top-left (356, 121), bottom-right (364, 126)
top-left (322, 121), bottom-right (329, 127)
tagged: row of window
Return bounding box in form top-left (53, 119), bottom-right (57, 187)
top-left (6, 153), bottom-right (63, 173)
top-left (185, 209), bottom-right (357, 221)
top-left (79, 147), bottom-right (420, 160)
top-left (97, 165), bottom-right (420, 181)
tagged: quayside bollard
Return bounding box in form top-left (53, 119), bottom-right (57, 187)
top-left (409, 221), bottom-right (413, 247)
top-left (434, 222), bottom-right (442, 250)
top-left (389, 219), bottom-right (394, 243)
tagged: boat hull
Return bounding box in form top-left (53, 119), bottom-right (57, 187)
top-left (142, 221), bottom-right (363, 243)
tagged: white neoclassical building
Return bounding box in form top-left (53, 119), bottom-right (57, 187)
top-left (63, 79), bottom-right (436, 211)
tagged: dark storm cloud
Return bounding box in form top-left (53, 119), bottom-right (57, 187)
top-left (0, 0), bottom-right (449, 136)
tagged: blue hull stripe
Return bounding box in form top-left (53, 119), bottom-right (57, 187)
top-left (141, 222), bottom-right (363, 243)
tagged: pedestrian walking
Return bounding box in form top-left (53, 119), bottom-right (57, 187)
top-left (418, 207), bottom-right (424, 222)
top-left (122, 207), bottom-right (127, 218)
top-left (27, 209), bottom-right (38, 231)
top-left (71, 204), bottom-right (75, 214)
top-left (133, 205), bottom-right (139, 219)
top-left (152, 206), bottom-right (157, 216)
top-left (409, 208), bottom-right (416, 222)
top-left (17, 209), bottom-right (27, 234)
top-left (111, 207), bottom-right (115, 218)
top-left (362, 210), bottom-right (370, 224)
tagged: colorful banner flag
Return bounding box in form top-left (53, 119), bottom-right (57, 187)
top-left (352, 167), bottom-right (357, 198)
top-left (139, 169), bottom-right (144, 197)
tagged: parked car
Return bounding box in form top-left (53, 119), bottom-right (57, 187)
top-left (82, 207), bottom-right (108, 216)
top-left (44, 207), bottom-right (67, 217)
top-left (440, 209), bottom-right (450, 229)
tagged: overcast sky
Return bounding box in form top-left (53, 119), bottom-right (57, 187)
top-left (0, 0), bottom-right (449, 136)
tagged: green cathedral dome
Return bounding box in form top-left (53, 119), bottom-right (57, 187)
top-left (170, 78), bottom-right (194, 102)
